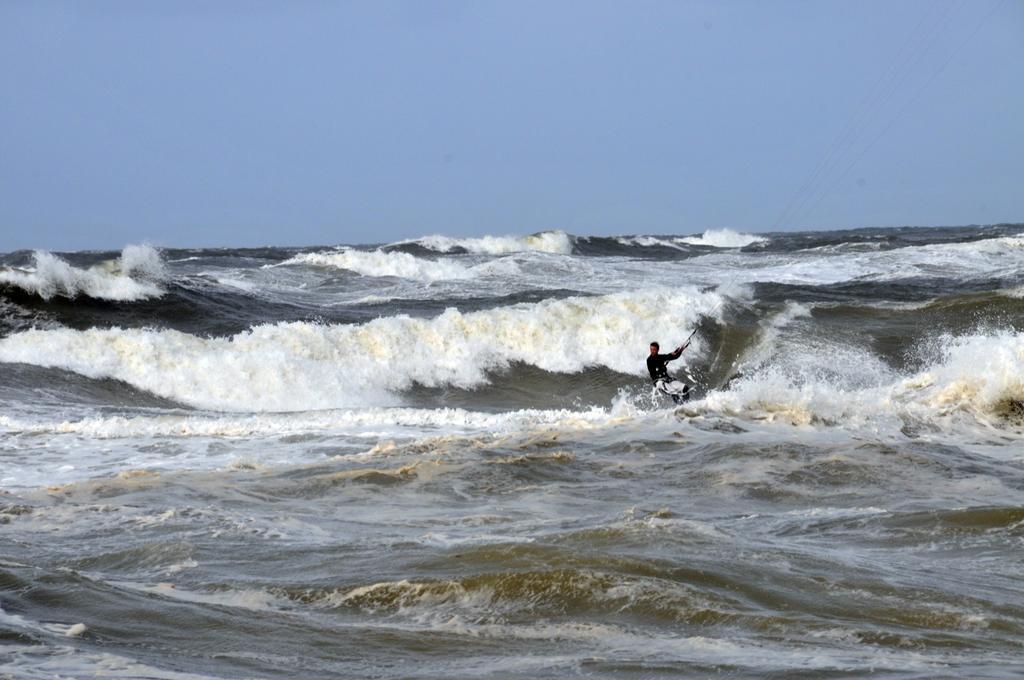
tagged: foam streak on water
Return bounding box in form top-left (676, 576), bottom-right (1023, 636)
top-left (1, 224), bottom-right (1023, 679)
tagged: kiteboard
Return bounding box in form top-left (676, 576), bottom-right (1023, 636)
top-left (654, 378), bottom-right (690, 403)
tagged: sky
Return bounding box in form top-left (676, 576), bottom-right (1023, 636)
top-left (1, 0), bottom-right (1022, 251)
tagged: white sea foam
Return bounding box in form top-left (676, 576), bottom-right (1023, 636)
top-left (64, 623), bottom-right (88, 637)
top-left (701, 330), bottom-right (1024, 431)
top-left (683, 233), bottom-right (1024, 289)
top-left (0, 245), bottom-right (165, 301)
top-left (274, 248), bottom-right (519, 282)
top-left (905, 235), bottom-right (1024, 278)
top-left (0, 406), bottom-right (632, 488)
top-left (0, 406), bottom-right (616, 440)
top-left (677, 229), bottom-right (767, 248)
top-left (899, 331), bottom-right (1024, 418)
top-left (0, 643), bottom-right (223, 680)
top-left (950, 235), bottom-right (1024, 252)
top-left (730, 301), bottom-right (814, 373)
top-left (0, 287), bottom-right (723, 412)
top-left (1003, 286), bottom-right (1024, 299)
top-left (397, 230), bottom-right (573, 255)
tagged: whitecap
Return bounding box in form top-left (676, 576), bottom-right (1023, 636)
top-left (276, 249), bottom-right (475, 281)
top-left (0, 287), bottom-right (723, 412)
top-left (397, 230), bottom-right (573, 255)
top-left (0, 245), bottom-right (165, 301)
top-left (677, 229), bottom-right (767, 248)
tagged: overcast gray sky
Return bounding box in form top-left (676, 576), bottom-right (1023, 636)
top-left (1, 0), bottom-right (1021, 251)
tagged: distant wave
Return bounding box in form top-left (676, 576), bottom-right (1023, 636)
top-left (880, 235), bottom-right (1024, 281)
top-left (614, 236), bottom-right (688, 251)
top-left (0, 287), bottom-right (723, 412)
top-left (802, 241), bottom-right (887, 254)
top-left (0, 245), bottom-right (165, 301)
top-left (951, 235), bottom-right (1024, 251)
top-left (794, 232), bottom-right (1024, 261)
top-left (678, 229), bottom-right (767, 248)
top-left (277, 249), bottom-right (472, 281)
top-left (395, 230), bottom-right (574, 255)
top-left (274, 248), bottom-right (520, 282)
top-left (681, 234), bottom-right (1024, 288)
top-left (923, 235), bottom-right (1024, 258)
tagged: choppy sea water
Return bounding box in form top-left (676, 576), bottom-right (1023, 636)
top-left (1, 225), bottom-right (1023, 679)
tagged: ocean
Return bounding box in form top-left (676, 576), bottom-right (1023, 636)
top-left (1, 224), bottom-right (1023, 679)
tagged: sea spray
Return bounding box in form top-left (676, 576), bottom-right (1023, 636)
top-left (0, 245), bottom-right (165, 301)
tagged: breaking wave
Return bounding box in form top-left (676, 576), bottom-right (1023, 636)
top-left (699, 329), bottom-right (1024, 430)
top-left (678, 229), bottom-right (767, 248)
top-left (0, 245), bottom-right (165, 301)
top-left (0, 288), bottom-right (723, 412)
top-left (274, 248), bottom-right (518, 281)
top-left (394, 230), bottom-right (574, 255)
top-left (311, 568), bottom-right (722, 625)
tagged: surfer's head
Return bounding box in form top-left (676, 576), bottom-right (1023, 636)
top-left (649, 342), bottom-right (659, 355)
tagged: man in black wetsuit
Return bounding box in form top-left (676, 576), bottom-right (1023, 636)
top-left (647, 341), bottom-right (691, 404)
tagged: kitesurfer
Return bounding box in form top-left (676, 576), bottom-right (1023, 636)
top-left (647, 341), bottom-right (691, 404)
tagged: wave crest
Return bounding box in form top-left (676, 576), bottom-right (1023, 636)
top-left (0, 287), bottom-right (722, 412)
top-left (678, 229), bottom-right (767, 248)
top-left (397, 230), bottom-right (573, 255)
top-left (0, 245), bottom-right (165, 301)
top-left (275, 248), bottom-right (517, 281)
top-left (700, 330), bottom-right (1024, 430)
top-left (278, 249), bottom-right (469, 281)
top-left (301, 568), bottom-right (722, 625)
